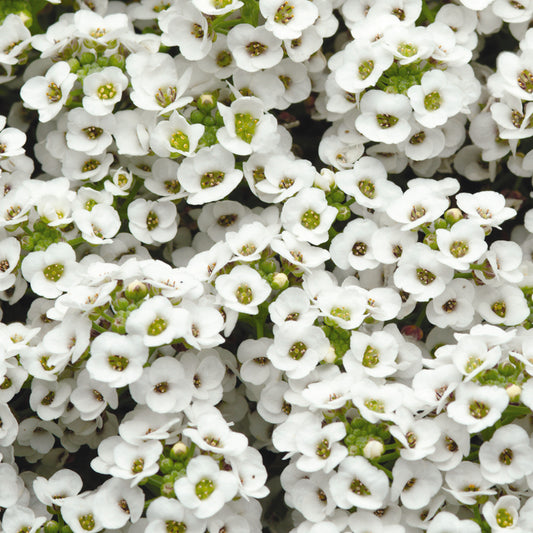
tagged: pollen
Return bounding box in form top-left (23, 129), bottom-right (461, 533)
top-left (97, 83), bottom-right (117, 100)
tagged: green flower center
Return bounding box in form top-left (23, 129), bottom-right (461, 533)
top-left (195, 479), bottom-right (215, 500)
top-left (424, 91), bottom-right (441, 111)
top-left (469, 400), bottom-right (489, 419)
top-left (213, 0), bottom-right (232, 7)
top-left (316, 439), bottom-right (331, 458)
top-left (350, 478), bottom-right (371, 495)
top-left (108, 355), bottom-right (129, 371)
top-left (279, 75), bottom-right (292, 89)
top-left (216, 50), bottom-right (233, 67)
top-left (416, 268), bottom-right (435, 285)
top-left (300, 209), bottom-right (321, 229)
top-left (406, 431), bottom-right (417, 448)
top-left (358, 60), bottom-right (374, 80)
top-left (41, 391), bottom-right (55, 405)
top-left (499, 448), bottom-right (514, 465)
top-left (165, 520), bottom-right (187, 533)
top-left (496, 508), bottom-right (514, 528)
top-left (78, 514), bottom-right (95, 531)
top-left (147, 317), bottom-right (167, 336)
top-left (170, 131), bottom-right (190, 152)
top-left (410, 205), bottom-right (426, 221)
top-left (234, 112), bottom-right (259, 143)
top-left (131, 458), bottom-right (144, 473)
top-left (82, 159), bottom-right (100, 173)
top-left (442, 299), bottom-right (457, 313)
top-left (0, 376), bottom-right (12, 389)
top-left (376, 113), bottom-right (399, 128)
top-left (364, 399), bottom-right (384, 412)
top-left (331, 306), bottom-right (351, 321)
top-left (235, 284), bottom-right (253, 304)
top-left (155, 86), bottom-right (177, 107)
top-left (217, 214), bottom-right (236, 226)
top-left (409, 131), bottom-right (426, 144)
top-left (47, 82), bottom-right (62, 103)
top-left (201, 170), bottom-right (225, 189)
top-left (165, 179), bottom-right (181, 193)
top-left (239, 243), bottom-right (257, 256)
top-left (146, 210), bottom-right (159, 230)
top-left (154, 382), bottom-right (169, 393)
top-left (82, 126), bottom-right (103, 139)
top-left (279, 177), bottom-right (295, 189)
top-left (491, 301), bottom-right (506, 318)
top-left (85, 199), bottom-right (97, 211)
top-left (274, 1), bottom-right (294, 24)
top-left (362, 345), bottom-right (380, 368)
top-left (518, 69), bottom-right (533, 93)
top-left (450, 240), bottom-right (469, 258)
top-left (191, 23), bottom-right (204, 39)
top-left (358, 179), bottom-right (376, 199)
top-left (43, 263), bottom-right (64, 282)
top-left (465, 356), bottom-right (483, 374)
top-left (397, 42), bottom-right (418, 57)
top-left (289, 341), bottom-right (307, 360)
top-left (97, 83), bottom-right (117, 100)
top-left (352, 241), bottom-right (367, 256)
top-left (246, 41), bottom-right (267, 57)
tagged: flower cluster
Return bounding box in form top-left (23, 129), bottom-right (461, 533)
top-left (1, 0), bottom-right (533, 532)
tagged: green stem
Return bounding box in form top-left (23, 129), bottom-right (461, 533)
top-left (67, 237), bottom-right (86, 247)
top-left (377, 451), bottom-right (400, 464)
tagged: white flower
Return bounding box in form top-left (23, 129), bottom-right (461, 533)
top-left (408, 70), bottom-right (464, 128)
top-left (127, 198), bottom-right (178, 245)
top-left (456, 190), bottom-right (516, 228)
top-left (174, 455), bottom-right (239, 518)
top-left (1, 506), bottom-right (46, 533)
top-left (217, 96), bottom-right (280, 156)
top-left (444, 461), bottom-right (496, 505)
top-left (178, 145), bottom-right (243, 205)
top-left (21, 243), bottom-right (80, 299)
top-left (126, 296), bottom-right (189, 347)
top-left (475, 284), bottom-right (530, 326)
top-left (280, 187), bottom-right (338, 245)
top-left (446, 382), bottom-right (509, 433)
top-left (150, 111), bottom-right (204, 158)
top-left (479, 424), bottom-right (533, 483)
top-left (82, 67), bottom-right (129, 116)
top-left (261, 0), bottom-right (318, 39)
top-left (215, 264), bottom-right (271, 315)
top-left (483, 496), bottom-right (522, 532)
top-left (329, 456), bottom-right (389, 510)
top-left (86, 332), bottom-right (148, 388)
top-left (145, 497), bottom-right (206, 533)
top-left (65, 108), bottom-right (114, 155)
top-left (356, 90), bottom-right (412, 143)
top-left (61, 495), bottom-right (104, 533)
top-left (426, 278), bottom-right (475, 330)
top-left (346, 330), bottom-right (399, 378)
top-left (227, 24), bottom-right (283, 72)
top-left (20, 61), bottom-right (76, 122)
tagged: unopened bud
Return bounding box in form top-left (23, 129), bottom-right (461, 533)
top-left (363, 439), bottom-right (384, 459)
top-left (444, 208), bottom-right (463, 225)
top-left (197, 93), bottom-right (217, 113)
top-left (169, 442), bottom-right (188, 460)
top-left (315, 168), bottom-right (335, 191)
top-left (506, 383), bottom-right (521, 401)
top-left (323, 346), bottom-right (336, 364)
top-left (125, 280), bottom-right (148, 302)
top-left (271, 272), bottom-right (289, 290)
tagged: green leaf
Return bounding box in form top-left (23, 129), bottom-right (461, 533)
top-left (241, 0), bottom-right (260, 26)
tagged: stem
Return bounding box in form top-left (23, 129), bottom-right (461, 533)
top-left (67, 237), bottom-right (86, 247)
top-left (377, 451), bottom-right (400, 464)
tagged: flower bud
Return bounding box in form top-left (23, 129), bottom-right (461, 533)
top-left (125, 280), bottom-right (148, 302)
top-left (197, 93), bottom-right (217, 113)
top-left (444, 208), bottom-right (463, 225)
top-left (270, 272), bottom-right (289, 290)
top-left (363, 439), bottom-right (384, 459)
top-left (506, 383), bottom-right (521, 401)
top-left (323, 346), bottom-right (337, 364)
top-left (169, 441), bottom-right (188, 460)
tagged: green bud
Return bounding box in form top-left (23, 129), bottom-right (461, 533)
top-left (434, 218), bottom-right (447, 230)
top-left (197, 93), bottom-right (217, 113)
top-left (190, 110), bottom-right (205, 124)
top-left (113, 297), bottom-right (130, 311)
top-left (44, 521), bottom-right (60, 533)
top-left (108, 54), bottom-right (125, 69)
top-left (444, 208), bottom-right (463, 226)
top-left (68, 58), bottom-right (81, 72)
top-left (159, 457), bottom-right (175, 474)
top-left (80, 52), bottom-right (96, 65)
top-left (215, 110), bottom-right (224, 126)
top-left (202, 115), bottom-right (216, 127)
top-left (61, 526), bottom-right (74, 533)
top-left (97, 56), bottom-right (109, 67)
top-left (160, 481), bottom-right (175, 498)
top-left (124, 280), bottom-right (148, 302)
top-left (329, 189), bottom-right (345, 204)
top-left (335, 204), bottom-right (351, 221)
top-left (423, 233), bottom-right (438, 250)
top-left (498, 361), bottom-right (516, 377)
top-left (20, 235), bottom-right (34, 251)
top-left (323, 317), bottom-right (337, 327)
top-left (259, 258), bottom-right (277, 274)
